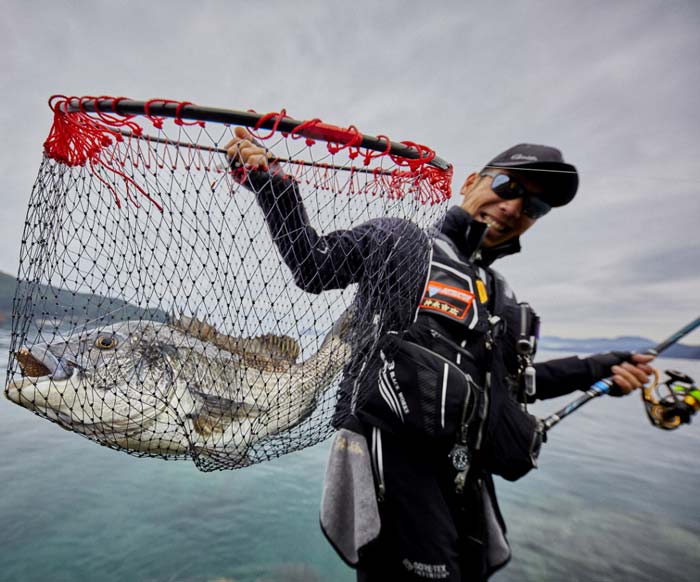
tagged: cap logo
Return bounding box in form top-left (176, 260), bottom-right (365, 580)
top-left (511, 153), bottom-right (538, 161)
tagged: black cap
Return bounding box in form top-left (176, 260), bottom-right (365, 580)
top-left (485, 143), bottom-right (578, 207)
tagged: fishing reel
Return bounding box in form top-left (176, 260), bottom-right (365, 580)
top-left (642, 369), bottom-right (700, 430)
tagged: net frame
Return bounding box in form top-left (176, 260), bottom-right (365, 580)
top-left (6, 95), bottom-right (453, 471)
top-left (49, 95), bottom-right (450, 170)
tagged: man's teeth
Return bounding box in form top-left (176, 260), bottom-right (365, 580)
top-left (481, 214), bottom-right (507, 232)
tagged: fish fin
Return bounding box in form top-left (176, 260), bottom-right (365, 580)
top-left (188, 385), bottom-right (264, 414)
top-left (172, 314), bottom-right (217, 342)
top-left (173, 315), bottom-right (300, 365)
top-left (220, 334), bottom-right (301, 365)
top-left (190, 413), bottom-right (226, 437)
top-left (187, 385), bottom-right (265, 437)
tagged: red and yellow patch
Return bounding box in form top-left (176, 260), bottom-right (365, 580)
top-left (419, 281), bottom-right (475, 321)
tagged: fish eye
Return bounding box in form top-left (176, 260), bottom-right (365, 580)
top-left (95, 336), bottom-right (118, 350)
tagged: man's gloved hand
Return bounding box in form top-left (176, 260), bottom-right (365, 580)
top-left (587, 351), bottom-right (656, 396)
top-left (225, 127), bottom-right (272, 171)
top-left (609, 353), bottom-right (655, 396)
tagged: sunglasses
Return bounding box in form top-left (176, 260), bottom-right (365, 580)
top-left (480, 171), bottom-right (552, 219)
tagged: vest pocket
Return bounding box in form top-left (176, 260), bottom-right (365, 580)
top-left (369, 338), bottom-right (480, 440)
top-left (479, 396), bottom-right (544, 481)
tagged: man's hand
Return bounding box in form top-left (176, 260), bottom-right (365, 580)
top-left (610, 354), bottom-right (655, 395)
top-left (224, 127), bottom-right (271, 171)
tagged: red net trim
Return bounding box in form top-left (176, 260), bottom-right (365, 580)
top-left (43, 95), bottom-right (452, 207)
top-left (44, 96), bottom-right (162, 211)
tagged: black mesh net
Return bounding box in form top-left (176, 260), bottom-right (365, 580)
top-left (4, 97), bottom-right (451, 471)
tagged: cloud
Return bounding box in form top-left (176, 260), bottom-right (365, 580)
top-left (1, 0), bottom-right (698, 338)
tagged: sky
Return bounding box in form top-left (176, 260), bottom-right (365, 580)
top-left (1, 0), bottom-right (698, 340)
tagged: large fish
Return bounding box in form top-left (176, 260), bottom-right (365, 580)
top-left (5, 314), bottom-right (352, 465)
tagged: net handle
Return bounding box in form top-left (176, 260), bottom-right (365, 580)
top-left (59, 97), bottom-right (451, 171)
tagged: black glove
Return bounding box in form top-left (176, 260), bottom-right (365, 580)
top-left (585, 351), bottom-right (633, 397)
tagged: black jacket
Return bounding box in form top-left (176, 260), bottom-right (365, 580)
top-left (244, 168), bottom-right (623, 419)
top-left (244, 167), bottom-right (629, 578)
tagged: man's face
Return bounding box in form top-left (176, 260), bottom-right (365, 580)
top-left (459, 170), bottom-right (541, 248)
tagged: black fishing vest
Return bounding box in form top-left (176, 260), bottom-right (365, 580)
top-left (357, 232), bottom-right (545, 482)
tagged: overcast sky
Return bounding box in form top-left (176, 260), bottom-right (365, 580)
top-left (1, 0), bottom-right (698, 340)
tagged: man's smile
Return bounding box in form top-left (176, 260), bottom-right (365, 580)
top-left (479, 212), bottom-right (511, 233)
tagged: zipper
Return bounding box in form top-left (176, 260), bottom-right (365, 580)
top-left (424, 330), bottom-right (476, 364)
top-left (475, 372), bottom-right (490, 451)
top-left (457, 374), bottom-right (478, 444)
top-left (350, 358), bottom-right (369, 414)
top-left (403, 338), bottom-right (466, 372)
top-left (371, 426), bottom-right (385, 502)
top-left (450, 378), bottom-right (478, 493)
top-left (456, 339), bottom-right (468, 366)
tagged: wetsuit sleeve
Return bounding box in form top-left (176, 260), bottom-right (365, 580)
top-left (533, 351), bottom-right (631, 400)
top-left (240, 168), bottom-right (374, 294)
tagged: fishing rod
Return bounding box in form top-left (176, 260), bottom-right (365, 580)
top-left (542, 315), bottom-right (700, 431)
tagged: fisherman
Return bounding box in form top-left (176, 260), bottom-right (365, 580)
top-left (227, 129), bottom-right (655, 581)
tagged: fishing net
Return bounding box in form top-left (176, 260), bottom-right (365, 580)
top-left (5, 96), bottom-right (452, 471)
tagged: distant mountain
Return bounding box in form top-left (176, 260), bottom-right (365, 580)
top-left (0, 270), bottom-right (697, 359)
top-left (0, 271), bottom-right (17, 321)
top-left (0, 270), bottom-right (166, 327)
top-left (539, 336), bottom-right (700, 360)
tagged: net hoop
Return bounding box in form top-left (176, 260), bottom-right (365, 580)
top-left (48, 95), bottom-right (451, 171)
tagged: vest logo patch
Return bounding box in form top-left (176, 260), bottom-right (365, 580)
top-left (419, 280), bottom-right (475, 321)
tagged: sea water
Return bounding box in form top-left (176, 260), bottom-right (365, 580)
top-left (1, 329), bottom-right (699, 582)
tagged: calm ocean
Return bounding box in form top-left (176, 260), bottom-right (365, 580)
top-left (1, 329), bottom-right (699, 582)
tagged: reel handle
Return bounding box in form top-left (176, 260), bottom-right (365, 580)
top-left (665, 369), bottom-right (694, 385)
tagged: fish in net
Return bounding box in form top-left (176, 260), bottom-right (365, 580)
top-left (4, 96), bottom-right (452, 471)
